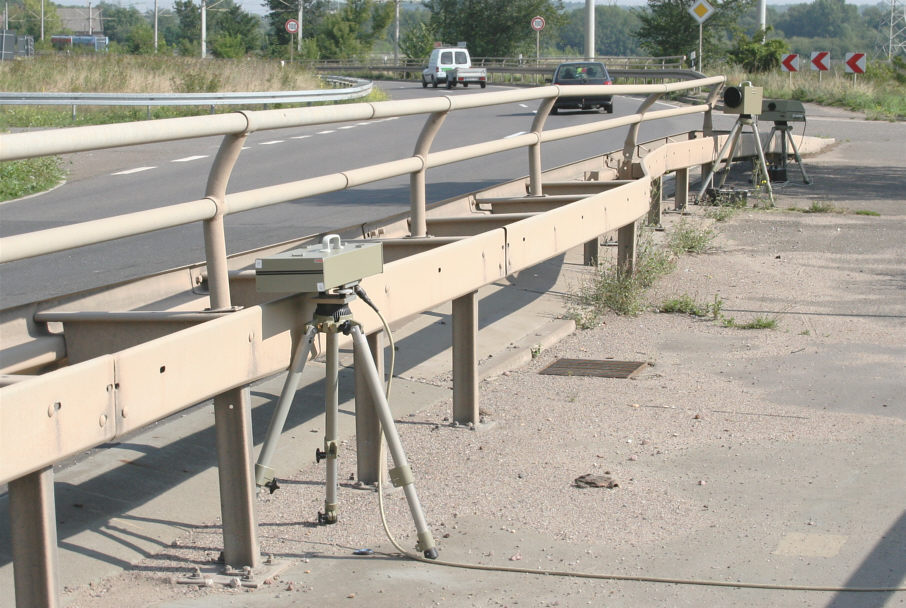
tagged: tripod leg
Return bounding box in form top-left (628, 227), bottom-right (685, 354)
top-left (255, 324), bottom-right (318, 490)
top-left (319, 325), bottom-right (340, 524)
top-left (697, 119), bottom-right (742, 201)
top-left (349, 325), bottom-right (439, 559)
top-left (715, 125), bottom-right (743, 190)
top-left (786, 129), bottom-right (812, 184)
top-left (750, 120), bottom-right (774, 205)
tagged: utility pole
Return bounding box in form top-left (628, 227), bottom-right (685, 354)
top-left (393, 0), bottom-right (399, 65)
top-left (201, 0), bottom-right (206, 58)
top-left (154, 0), bottom-right (158, 52)
top-left (584, 0), bottom-right (594, 60)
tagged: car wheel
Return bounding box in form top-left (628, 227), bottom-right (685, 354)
top-left (551, 106), bottom-right (559, 115)
top-left (607, 103), bottom-right (614, 114)
top-left (479, 82), bottom-right (486, 88)
top-left (446, 79), bottom-right (454, 89)
top-left (432, 76), bottom-right (438, 88)
top-left (462, 83), bottom-right (469, 88)
top-left (422, 76), bottom-right (428, 88)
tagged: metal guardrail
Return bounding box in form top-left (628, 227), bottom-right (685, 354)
top-left (1, 76), bottom-right (739, 607)
top-left (0, 76), bottom-right (371, 108)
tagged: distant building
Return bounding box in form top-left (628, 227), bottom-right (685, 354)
top-left (56, 6), bottom-right (104, 35)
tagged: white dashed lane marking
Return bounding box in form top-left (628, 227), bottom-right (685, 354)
top-left (171, 155), bottom-right (208, 163)
top-left (260, 140), bottom-right (285, 145)
top-left (112, 167), bottom-right (156, 175)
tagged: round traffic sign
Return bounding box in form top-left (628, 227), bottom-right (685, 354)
top-left (285, 19), bottom-right (299, 34)
top-left (531, 16), bottom-right (545, 31)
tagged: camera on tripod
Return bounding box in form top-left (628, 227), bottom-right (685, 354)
top-left (255, 234), bottom-right (383, 294)
top-left (723, 82), bottom-right (763, 116)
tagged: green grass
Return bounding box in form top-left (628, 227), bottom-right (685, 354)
top-left (854, 209), bottom-right (880, 216)
top-left (659, 293), bottom-right (725, 319)
top-left (0, 157), bottom-right (66, 202)
top-left (721, 315), bottom-right (778, 330)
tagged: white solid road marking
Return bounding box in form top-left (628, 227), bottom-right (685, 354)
top-left (171, 155), bottom-right (208, 163)
top-left (112, 167), bottom-right (156, 175)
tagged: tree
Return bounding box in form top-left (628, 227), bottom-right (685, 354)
top-left (400, 20), bottom-right (437, 61)
top-left (8, 0), bottom-right (62, 39)
top-left (727, 27), bottom-right (787, 71)
top-left (635, 0), bottom-right (755, 65)
top-left (556, 5), bottom-right (642, 56)
top-left (97, 3), bottom-right (146, 46)
top-left (424, 0), bottom-right (566, 58)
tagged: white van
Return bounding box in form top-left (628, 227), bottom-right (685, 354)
top-left (422, 47), bottom-right (473, 88)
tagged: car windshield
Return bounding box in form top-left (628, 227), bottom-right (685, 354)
top-left (558, 63), bottom-right (605, 81)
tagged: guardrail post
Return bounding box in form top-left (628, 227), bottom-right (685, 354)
top-left (618, 222), bottom-right (637, 275)
top-left (674, 168), bottom-right (689, 211)
top-left (9, 467), bottom-right (60, 608)
top-left (410, 111), bottom-right (448, 237)
top-left (354, 331), bottom-right (384, 483)
top-left (203, 130), bottom-right (260, 570)
top-left (452, 291), bottom-right (478, 425)
top-left (648, 176), bottom-right (663, 226)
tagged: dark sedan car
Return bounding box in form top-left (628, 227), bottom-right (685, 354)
top-left (551, 61), bottom-right (614, 114)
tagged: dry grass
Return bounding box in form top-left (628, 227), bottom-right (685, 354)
top-left (0, 55), bottom-right (320, 93)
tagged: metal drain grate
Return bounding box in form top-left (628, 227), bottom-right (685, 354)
top-left (539, 358), bottom-right (647, 379)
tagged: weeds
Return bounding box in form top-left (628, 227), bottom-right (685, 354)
top-left (0, 156), bottom-right (66, 202)
top-left (569, 231), bottom-right (676, 325)
top-left (666, 218), bottom-right (715, 255)
top-left (659, 293), bottom-right (725, 319)
top-left (854, 210), bottom-right (880, 216)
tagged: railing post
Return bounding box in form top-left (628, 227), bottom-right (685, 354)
top-left (202, 129), bottom-right (260, 570)
top-left (452, 291), bottom-right (478, 425)
top-left (9, 467), bottom-right (60, 608)
top-left (620, 93), bottom-right (662, 178)
top-left (354, 331), bottom-right (384, 483)
top-left (410, 110), bottom-right (448, 237)
top-left (528, 98), bottom-right (556, 196)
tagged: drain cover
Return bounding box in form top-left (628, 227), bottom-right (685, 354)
top-left (539, 358), bottom-right (647, 379)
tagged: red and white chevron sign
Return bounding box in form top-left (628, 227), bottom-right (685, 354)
top-left (810, 51), bottom-right (829, 71)
top-left (845, 52), bottom-right (866, 74)
top-left (781, 54), bottom-right (799, 72)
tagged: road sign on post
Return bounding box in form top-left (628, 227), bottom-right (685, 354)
top-left (688, 0), bottom-right (714, 72)
top-left (285, 19), bottom-right (299, 62)
top-left (531, 16), bottom-right (545, 65)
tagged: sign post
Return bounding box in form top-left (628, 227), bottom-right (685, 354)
top-left (285, 18), bottom-right (299, 63)
top-left (687, 0), bottom-right (715, 72)
top-left (531, 16), bottom-right (545, 66)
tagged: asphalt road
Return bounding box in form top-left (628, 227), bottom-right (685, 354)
top-left (0, 81), bottom-right (715, 309)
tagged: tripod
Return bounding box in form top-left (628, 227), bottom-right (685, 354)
top-left (254, 284), bottom-right (438, 559)
top-left (764, 121), bottom-right (812, 185)
top-left (697, 114), bottom-right (774, 206)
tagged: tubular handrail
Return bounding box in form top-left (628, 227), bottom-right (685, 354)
top-left (0, 76), bottom-right (725, 265)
